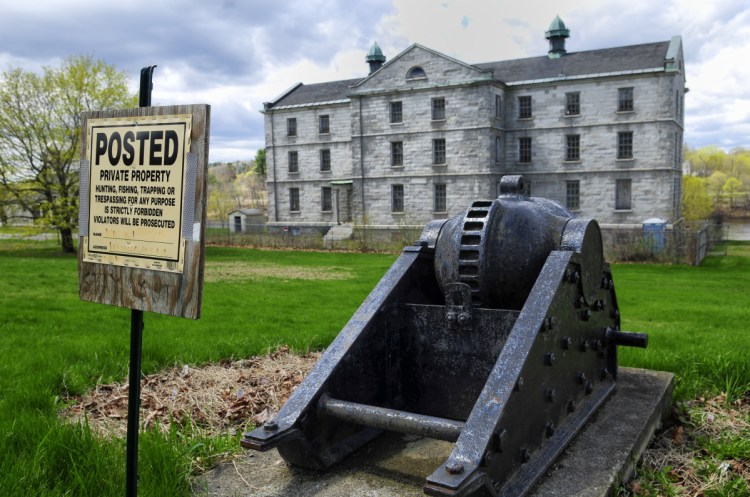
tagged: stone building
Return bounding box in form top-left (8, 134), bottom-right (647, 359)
top-left (261, 17), bottom-right (686, 233)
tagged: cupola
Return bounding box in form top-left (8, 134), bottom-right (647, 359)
top-left (545, 15), bottom-right (570, 59)
top-left (366, 42), bottom-right (386, 74)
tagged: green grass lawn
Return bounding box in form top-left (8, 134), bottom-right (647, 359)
top-left (0, 236), bottom-right (748, 496)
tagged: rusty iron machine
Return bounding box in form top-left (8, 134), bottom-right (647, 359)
top-left (241, 176), bottom-right (647, 496)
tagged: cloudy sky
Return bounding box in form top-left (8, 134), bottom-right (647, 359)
top-left (1, 0), bottom-right (748, 162)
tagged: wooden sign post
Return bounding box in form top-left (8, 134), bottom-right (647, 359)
top-left (77, 68), bottom-right (210, 496)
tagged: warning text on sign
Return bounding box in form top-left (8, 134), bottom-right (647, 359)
top-left (84, 115), bottom-right (192, 273)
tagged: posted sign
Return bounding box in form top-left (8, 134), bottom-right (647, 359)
top-left (83, 115), bottom-right (191, 272)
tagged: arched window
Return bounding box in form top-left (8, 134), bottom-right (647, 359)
top-left (406, 66), bottom-right (427, 80)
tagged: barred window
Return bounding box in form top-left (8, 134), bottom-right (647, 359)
top-left (321, 187), bottom-right (332, 212)
top-left (518, 137), bottom-right (532, 163)
top-left (566, 181), bottom-right (580, 210)
top-left (432, 97), bottom-right (445, 120)
top-left (391, 184), bottom-right (404, 213)
top-left (565, 92), bottom-right (580, 116)
top-left (289, 188), bottom-right (300, 212)
top-left (618, 88), bottom-right (634, 112)
top-left (286, 118), bottom-right (297, 136)
top-left (390, 101), bottom-right (402, 123)
top-left (288, 151), bottom-right (298, 173)
top-left (566, 134), bottom-right (580, 161)
top-left (391, 141), bottom-right (403, 167)
top-left (320, 149), bottom-right (331, 171)
top-left (433, 138), bottom-right (446, 164)
top-left (319, 115), bottom-right (330, 134)
top-left (618, 131), bottom-right (633, 159)
top-left (434, 183), bottom-right (447, 212)
top-left (518, 96), bottom-right (532, 119)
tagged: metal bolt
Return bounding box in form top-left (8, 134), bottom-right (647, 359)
top-left (580, 340), bottom-right (589, 352)
top-left (561, 337), bottom-right (572, 349)
top-left (458, 313), bottom-right (470, 325)
top-left (545, 389), bottom-right (556, 403)
top-left (263, 420), bottom-right (278, 431)
top-left (445, 461), bottom-right (464, 474)
top-left (567, 400), bottom-right (577, 413)
top-left (545, 422), bottom-right (556, 438)
top-left (601, 277), bottom-right (610, 289)
top-left (575, 295), bottom-right (585, 308)
top-left (611, 309), bottom-right (620, 320)
top-left (492, 429), bottom-right (508, 451)
top-left (585, 382), bottom-right (594, 395)
top-left (594, 300), bottom-right (606, 311)
top-left (446, 312), bottom-right (457, 323)
top-left (581, 309), bottom-right (592, 321)
top-left (577, 371), bottom-right (587, 384)
top-left (520, 448), bottom-right (532, 463)
top-left (544, 352), bottom-right (555, 366)
top-left (515, 377), bottom-right (524, 392)
top-left (601, 368), bottom-right (612, 381)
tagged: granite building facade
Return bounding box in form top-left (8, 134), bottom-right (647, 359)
top-left (261, 17), bottom-right (686, 232)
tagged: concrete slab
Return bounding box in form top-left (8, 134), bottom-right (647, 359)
top-left (192, 368), bottom-right (673, 497)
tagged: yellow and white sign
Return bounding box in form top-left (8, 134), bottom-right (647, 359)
top-left (83, 114), bottom-right (192, 272)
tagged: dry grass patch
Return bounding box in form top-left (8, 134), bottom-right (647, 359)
top-left (61, 346), bottom-right (320, 438)
top-left (626, 393), bottom-right (750, 496)
top-left (204, 261), bottom-right (353, 283)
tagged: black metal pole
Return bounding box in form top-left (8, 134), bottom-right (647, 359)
top-left (126, 64), bottom-right (156, 497)
top-left (139, 65), bottom-right (156, 107)
top-left (126, 309), bottom-right (144, 497)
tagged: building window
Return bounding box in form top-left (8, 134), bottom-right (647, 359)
top-left (617, 131), bottom-right (633, 159)
top-left (407, 66), bottom-right (426, 79)
top-left (319, 115), bottom-right (330, 134)
top-left (565, 92), bottom-right (580, 116)
top-left (495, 136), bottom-right (503, 163)
top-left (320, 149), bottom-right (331, 171)
top-left (321, 187), bottom-right (332, 212)
top-left (518, 137), bottom-right (532, 163)
top-left (391, 141), bottom-right (403, 167)
top-left (289, 187), bottom-right (300, 212)
top-left (495, 95), bottom-right (503, 118)
top-left (390, 101), bottom-right (402, 123)
top-left (615, 179), bottom-right (632, 210)
top-left (432, 97), bottom-right (446, 120)
top-left (288, 151), bottom-right (298, 173)
top-left (566, 181), bottom-right (580, 210)
top-left (433, 138), bottom-right (446, 164)
top-left (566, 134), bottom-right (580, 161)
top-left (434, 183), bottom-right (447, 212)
top-left (618, 87), bottom-right (634, 112)
top-left (287, 118), bottom-right (297, 136)
top-left (518, 96), bottom-right (532, 119)
top-left (392, 184), bottom-right (404, 213)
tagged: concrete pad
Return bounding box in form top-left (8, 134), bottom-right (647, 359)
top-left (192, 368), bottom-right (673, 497)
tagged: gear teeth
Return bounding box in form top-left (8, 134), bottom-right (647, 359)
top-left (458, 200), bottom-right (493, 306)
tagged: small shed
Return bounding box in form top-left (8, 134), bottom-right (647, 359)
top-left (228, 208), bottom-right (264, 233)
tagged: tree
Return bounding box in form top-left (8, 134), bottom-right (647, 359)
top-left (722, 177), bottom-right (743, 209)
top-left (0, 56), bottom-right (137, 252)
top-left (253, 148), bottom-right (266, 177)
top-left (682, 176), bottom-right (714, 221)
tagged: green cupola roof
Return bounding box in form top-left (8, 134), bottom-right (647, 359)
top-left (366, 42), bottom-right (386, 63)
